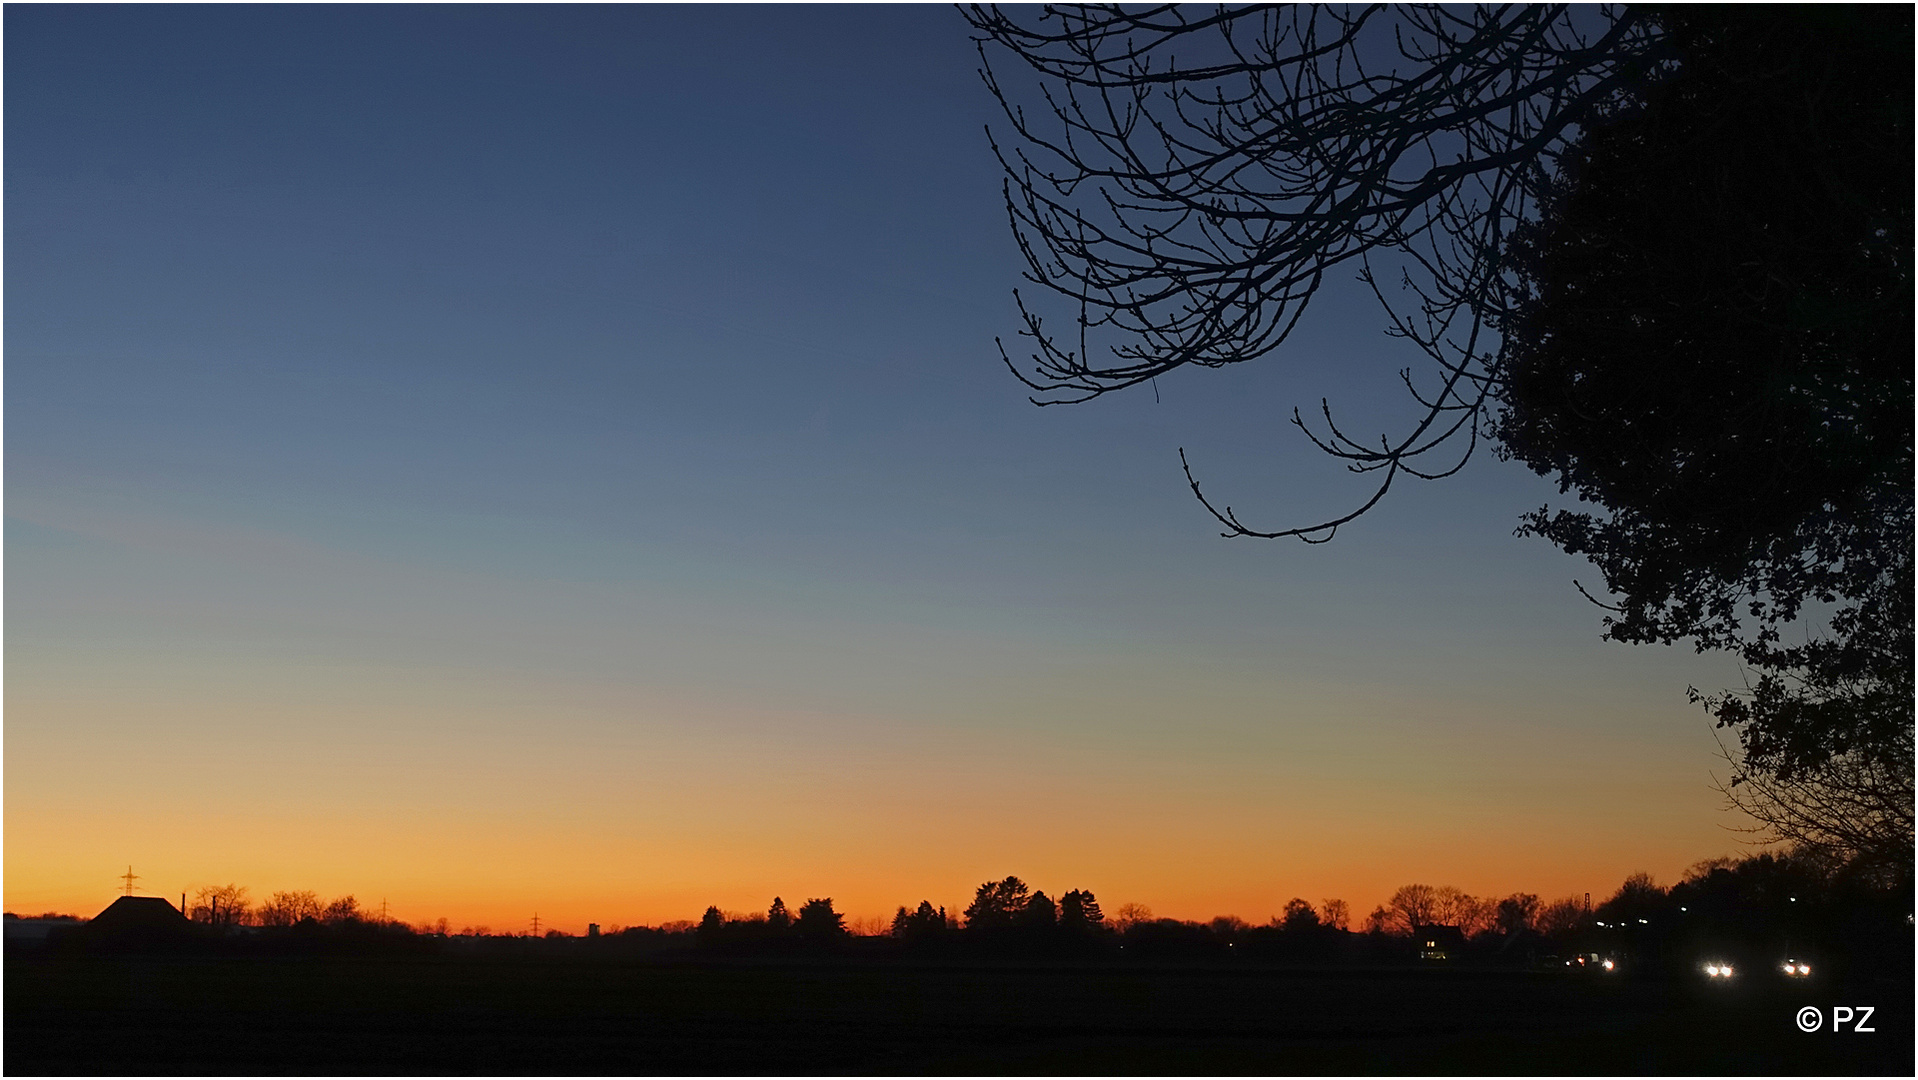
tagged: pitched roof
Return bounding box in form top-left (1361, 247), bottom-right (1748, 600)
top-left (87, 896), bottom-right (192, 935)
top-left (1414, 923), bottom-right (1468, 946)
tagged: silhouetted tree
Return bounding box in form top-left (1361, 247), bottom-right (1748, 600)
top-left (1594, 873), bottom-right (1665, 926)
top-left (1319, 898), bottom-right (1350, 932)
top-left (1209, 915), bottom-right (1249, 940)
top-left (795, 898), bottom-right (845, 940)
top-left (1449, 893), bottom-right (1498, 939)
top-left (891, 900), bottom-right (947, 941)
top-left (1111, 902), bottom-right (1153, 932)
top-left (1057, 889), bottom-right (1104, 932)
top-left (766, 896), bottom-right (792, 931)
top-left (189, 884), bottom-right (250, 928)
top-left (1280, 898), bottom-right (1320, 932)
top-left (257, 890), bottom-right (322, 927)
top-left (321, 895), bottom-right (362, 925)
top-left (1495, 893), bottom-right (1541, 936)
top-left (973, 5), bottom-right (1910, 870)
top-left (1497, 6), bottom-right (1913, 877)
top-left (697, 905), bottom-right (725, 943)
top-left (1535, 895), bottom-right (1591, 939)
top-left (964, 876), bottom-right (1031, 931)
top-left (1717, 747), bottom-right (1914, 886)
top-left (1361, 906), bottom-right (1392, 936)
top-left (1017, 889), bottom-right (1057, 928)
top-left (1381, 884), bottom-right (1494, 936)
top-left (969, 4), bottom-right (1667, 539)
top-left (1668, 850), bottom-right (1845, 924)
top-left (1382, 885), bottom-right (1440, 935)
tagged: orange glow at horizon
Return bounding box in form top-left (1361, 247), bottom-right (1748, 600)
top-left (7, 662), bottom-right (1738, 934)
top-left (3, 2), bottom-right (1782, 958)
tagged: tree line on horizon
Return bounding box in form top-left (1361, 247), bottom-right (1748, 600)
top-left (14, 846), bottom-right (1902, 957)
top-left (649, 848), bottom-right (1904, 955)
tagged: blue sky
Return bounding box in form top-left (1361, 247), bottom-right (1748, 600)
top-left (7, 5), bottom-right (1743, 927)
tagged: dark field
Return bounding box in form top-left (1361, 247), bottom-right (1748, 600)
top-left (8, 954), bottom-right (1911, 1075)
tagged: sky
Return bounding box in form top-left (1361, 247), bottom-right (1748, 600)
top-left (5, 5), bottom-right (1748, 933)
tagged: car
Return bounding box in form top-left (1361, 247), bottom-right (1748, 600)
top-left (1562, 952), bottom-right (1622, 974)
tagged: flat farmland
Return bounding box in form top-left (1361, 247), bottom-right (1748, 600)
top-left (7, 955), bottom-right (1910, 1074)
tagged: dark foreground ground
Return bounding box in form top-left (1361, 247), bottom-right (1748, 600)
top-left (7, 954), bottom-right (1911, 1075)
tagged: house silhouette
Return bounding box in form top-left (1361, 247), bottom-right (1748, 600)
top-left (1415, 924), bottom-right (1467, 961)
top-left (82, 896), bottom-right (197, 947)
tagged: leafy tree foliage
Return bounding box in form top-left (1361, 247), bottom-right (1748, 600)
top-left (1497, 6), bottom-right (1912, 875)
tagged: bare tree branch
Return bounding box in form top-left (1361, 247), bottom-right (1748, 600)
top-left (970, 5), bottom-right (1671, 538)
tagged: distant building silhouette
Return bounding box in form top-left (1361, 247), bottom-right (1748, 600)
top-left (1415, 924), bottom-right (1466, 961)
top-left (4, 913), bottom-right (80, 944)
top-left (82, 895), bottom-right (197, 947)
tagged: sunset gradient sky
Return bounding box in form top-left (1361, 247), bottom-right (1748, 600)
top-left (6, 5), bottom-right (1747, 932)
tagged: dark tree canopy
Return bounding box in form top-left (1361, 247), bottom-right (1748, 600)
top-left (1500, 5), bottom-right (1910, 661)
top-left (891, 900), bottom-right (948, 940)
top-left (1058, 888), bottom-right (1104, 930)
top-left (1494, 893), bottom-right (1538, 936)
top-left (1280, 897), bottom-right (1320, 931)
top-left (1495, 5), bottom-right (1912, 875)
top-left (963, 875), bottom-right (1031, 930)
top-left (1018, 889), bottom-right (1058, 927)
top-left (795, 898), bottom-right (846, 939)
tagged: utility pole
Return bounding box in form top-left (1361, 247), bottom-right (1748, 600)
top-left (120, 865), bottom-right (140, 896)
top-left (531, 912), bottom-right (541, 936)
